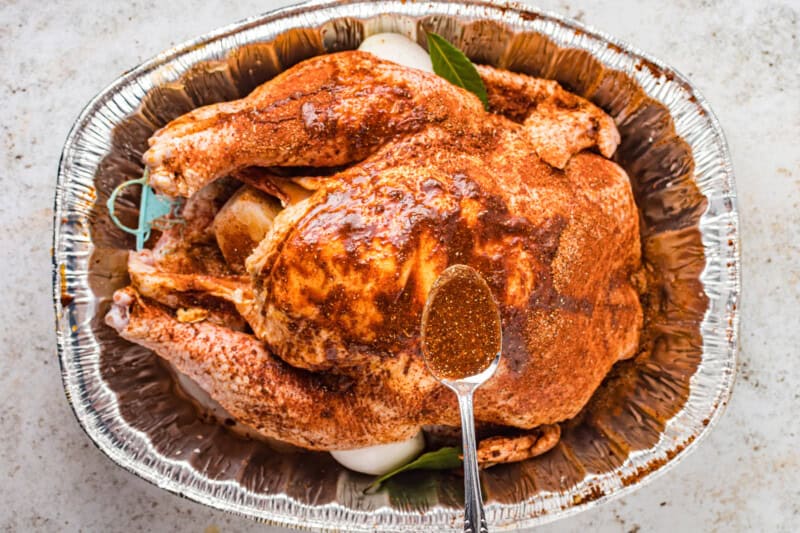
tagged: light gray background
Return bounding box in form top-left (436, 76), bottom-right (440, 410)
top-left (1, 0), bottom-right (798, 531)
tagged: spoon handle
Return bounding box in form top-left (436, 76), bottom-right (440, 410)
top-left (456, 389), bottom-right (488, 533)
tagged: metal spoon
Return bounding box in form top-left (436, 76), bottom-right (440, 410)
top-left (421, 264), bottom-right (502, 533)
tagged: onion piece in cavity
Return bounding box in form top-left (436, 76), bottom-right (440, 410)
top-left (358, 33), bottom-right (433, 73)
top-left (330, 432), bottom-right (425, 475)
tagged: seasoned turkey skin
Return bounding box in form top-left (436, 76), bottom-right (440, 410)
top-left (109, 50), bottom-right (643, 461)
top-left (144, 52), bottom-right (618, 197)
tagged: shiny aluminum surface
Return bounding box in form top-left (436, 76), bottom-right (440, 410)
top-left (53, 1), bottom-right (740, 530)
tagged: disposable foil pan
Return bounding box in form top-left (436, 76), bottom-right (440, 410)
top-left (53, 1), bottom-right (740, 530)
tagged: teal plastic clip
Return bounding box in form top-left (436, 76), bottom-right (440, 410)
top-left (106, 169), bottom-right (177, 250)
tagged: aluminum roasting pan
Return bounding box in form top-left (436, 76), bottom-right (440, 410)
top-left (53, 0), bottom-right (740, 530)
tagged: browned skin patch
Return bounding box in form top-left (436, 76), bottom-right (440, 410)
top-left (477, 424), bottom-right (561, 468)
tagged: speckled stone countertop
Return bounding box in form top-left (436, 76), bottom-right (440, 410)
top-left (1, 0), bottom-right (797, 531)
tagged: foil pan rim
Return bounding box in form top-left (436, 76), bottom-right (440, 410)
top-left (53, 0), bottom-right (740, 530)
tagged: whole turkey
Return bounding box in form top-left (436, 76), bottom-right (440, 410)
top-left (106, 50), bottom-right (643, 467)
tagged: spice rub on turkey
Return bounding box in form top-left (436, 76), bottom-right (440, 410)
top-left (106, 51), bottom-right (643, 466)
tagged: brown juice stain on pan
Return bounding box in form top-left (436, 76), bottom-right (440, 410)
top-left (88, 14), bottom-right (707, 510)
